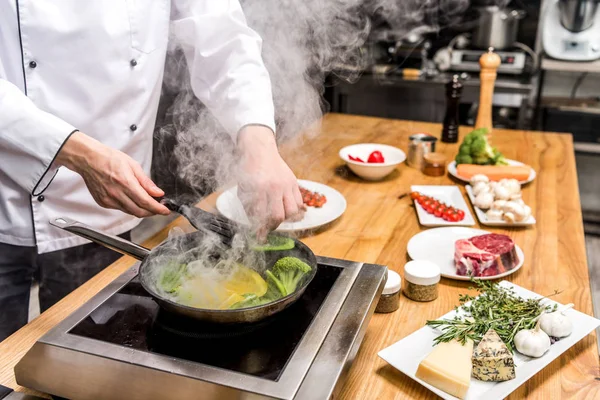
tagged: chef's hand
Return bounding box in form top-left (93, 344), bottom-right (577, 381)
top-left (56, 131), bottom-right (170, 218)
top-left (236, 125), bottom-right (303, 238)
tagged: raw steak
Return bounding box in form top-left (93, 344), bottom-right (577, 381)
top-left (454, 234), bottom-right (519, 277)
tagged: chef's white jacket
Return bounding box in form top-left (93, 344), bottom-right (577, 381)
top-left (0, 0), bottom-right (276, 253)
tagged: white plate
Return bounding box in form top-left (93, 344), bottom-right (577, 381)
top-left (411, 185), bottom-right (475, 227)
top-left (215, 180), bottom-right (347, 233)
top-left (379, 281), bottom-right (600, 400)
top-left (465, 185), bottom-right (536, 227)
top-left (406, 227), bottom-right (524, 281)
top-left (448, 159), bottom-right (536, 185)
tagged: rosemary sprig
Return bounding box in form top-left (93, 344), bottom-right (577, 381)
top-left (426, 280), bottom-right (559, 352)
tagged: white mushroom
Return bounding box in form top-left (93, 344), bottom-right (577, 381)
top-left (516, 205), bottom-right (532, 221)
top-left (509, 193), bottom-right (522, 201)
top-left (493, 185), bottom-right (511, 201)
top-left (504, 201), bottom-right (524, 214)
top-left (474, 192), bottom-right (494, 210)
top-left (472, 182), bottom-right (491, 196)
top-left (503, 212), bottom-right (516, 223)
top-left (492, 200), bottom-right (507, 210)
top-left (505, 179), bottom-right (521, 195)
top-left (470, 174), bottom-right (489, 186)
top-left (486, 209), bottom-right (504, 221)
top-left (489, 181), bottom-right (498, 190)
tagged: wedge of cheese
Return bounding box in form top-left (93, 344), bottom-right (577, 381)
top-left (472, 329), bottom-right (515, 382)
top-left (416, 339), bottom-right (473, 399)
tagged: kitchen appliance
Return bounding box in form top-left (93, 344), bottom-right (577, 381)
top-left (15, 256), bottom-right (386, 400)
top-left (542, 0), bottom-right (600, 61)
top-left (472, 6), bottom-right (526, 50)
top-left (449, 49), bottom-right (526, 74)
top-left (50, 217), bottom-right (318, 324)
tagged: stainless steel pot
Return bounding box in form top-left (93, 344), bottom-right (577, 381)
top-left (472, 6), bottom-right (526, 50)
top-left (559, 0), bottom-right (599, 33)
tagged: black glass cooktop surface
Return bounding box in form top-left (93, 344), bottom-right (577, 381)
top-left (69, 264), bottom-right (341, 382)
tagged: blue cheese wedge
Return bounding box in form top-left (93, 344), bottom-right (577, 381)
top-left (472, 328), bottom-right (516, 382)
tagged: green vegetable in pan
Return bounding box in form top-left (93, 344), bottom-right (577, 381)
top-left (157, 261), bottom-right (188, 294)
top-left (251, 235), bottom-right (295, 251)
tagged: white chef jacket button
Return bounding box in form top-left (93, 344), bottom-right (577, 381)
top-left (130, 59), bottom-right (138, 67)
top-left (130, 124), bottom-right (137, 131)
top-left (29, 61), bottom-right (37, 68)
top-left (37, 195), bottom-right (45, 202)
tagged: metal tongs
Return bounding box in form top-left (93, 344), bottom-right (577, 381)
top-left (159, 198), bottom-right (241, 246)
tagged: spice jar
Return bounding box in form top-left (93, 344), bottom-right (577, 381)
top-left (422, 152), bottom-right (447, 177)
top-left (375, 270), bottom-right (401, 313)
top-left (403, 260), bottom-right (441, 302)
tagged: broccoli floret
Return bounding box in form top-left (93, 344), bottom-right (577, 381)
top-left (270, 257), bottom-right (312, 296)
top-left (455, 154), bottom-right (473, 165)
top-left (455, 128), bottom-right (507, 166)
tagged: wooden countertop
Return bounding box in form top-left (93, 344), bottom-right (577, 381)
top-left (1, 113), bottom-right (598, 399)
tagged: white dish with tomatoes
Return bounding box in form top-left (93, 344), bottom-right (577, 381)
top-left (339, 143), bottom-right (406, 181)
top-left (410, 185), bottom-right (476, 227)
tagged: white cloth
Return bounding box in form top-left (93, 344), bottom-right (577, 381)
top-left (0, 0), bottom-right (275, 253)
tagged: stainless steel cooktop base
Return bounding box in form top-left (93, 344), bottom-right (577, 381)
top-left (15, 256), bottom-right (386, 400)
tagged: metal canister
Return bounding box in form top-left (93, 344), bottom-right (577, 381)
top-left (407, 134), bottom-right (438, 170)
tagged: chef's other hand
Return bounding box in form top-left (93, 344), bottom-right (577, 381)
top-left (236, 125), bottom-right (303, 239)
top-left (56, 131), bottom-right (170, 218)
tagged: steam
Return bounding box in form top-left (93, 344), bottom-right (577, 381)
top-left (149, 0), bottom-right (509, 297)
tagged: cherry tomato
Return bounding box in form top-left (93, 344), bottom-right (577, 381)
top-left (443, 209), bottom-right (454, 221)
top-left (410, 192), bottom-right (421, 200)
top-left (456, 209), bottom-right (465, 219)
top-left (367, 150), bottom-right (385, 163)
top-left (434, 206), bottom-right (445, 218)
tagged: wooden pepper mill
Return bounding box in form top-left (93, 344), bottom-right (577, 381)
top-left (474, 48), bottom-right (501, 134)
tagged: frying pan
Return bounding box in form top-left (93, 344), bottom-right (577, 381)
top-left (50, 217), bottom-right (318, 324)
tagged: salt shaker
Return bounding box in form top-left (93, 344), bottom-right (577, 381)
top-left (441, 74), bottom-right (463, 143)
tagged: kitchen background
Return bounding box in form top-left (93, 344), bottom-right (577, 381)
top-left (121, 0), bottom-right (600, 348)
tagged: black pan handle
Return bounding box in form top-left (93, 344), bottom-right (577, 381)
top-left (50, 217), bottom-right (151, 260)
top-left (0, 384), bottom-right (12, 400)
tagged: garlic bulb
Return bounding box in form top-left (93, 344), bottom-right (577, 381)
top-left (492, 200), bottom-right (507, 210)
top-left (503, 212), bottom-right (516, 223)
top-left (486, 209), bottom-right (504, 221)
top-left (493, 185), bottom-right (510, 201)
top-left (470, 174), bottom-right (489, 185)
top-left (473, 182), bottom-right (491, 196)
top-left (539, 304), bottom-right (574, 338)
top-left (514, 322), bottom-right (551, 358)
top-left (474, 192), bottom-right (494, 210)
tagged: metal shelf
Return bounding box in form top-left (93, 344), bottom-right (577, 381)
top-left (541, 57), bottom-right (600, 73)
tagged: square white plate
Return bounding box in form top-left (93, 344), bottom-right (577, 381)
top-left (465, 185), bottom-right (536, 227)
top-left (411, 185), bottom-right (475, 227)
top-left (378, 281), bottom-right (600, 400)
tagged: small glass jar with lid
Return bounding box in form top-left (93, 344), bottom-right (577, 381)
top-left (375, 270), bottom-right (401, 313)
top-left (422, 152), bottom-right (447, 177)
top-left (403, 260), bottom-right (441, 302)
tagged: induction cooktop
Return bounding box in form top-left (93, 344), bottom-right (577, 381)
top-left (15, 256), bottom-right (386, 400)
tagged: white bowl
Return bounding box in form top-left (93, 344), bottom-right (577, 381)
top-left (339, 143), bottom-right (406, 181)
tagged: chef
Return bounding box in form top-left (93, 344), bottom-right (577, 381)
top-left (0, 1), bottom-right (304, 341)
